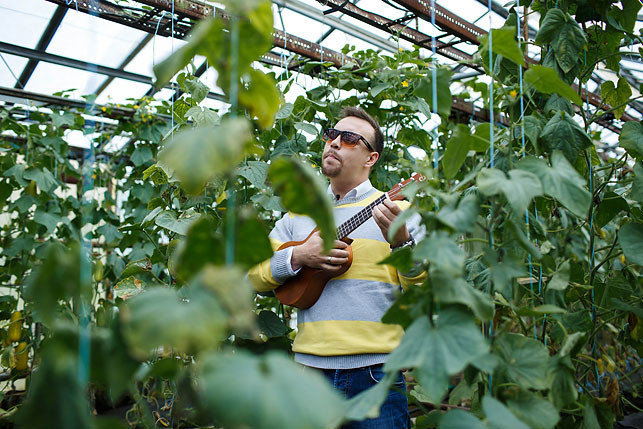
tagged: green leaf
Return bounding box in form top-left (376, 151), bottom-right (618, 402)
top-left (174, 215), bottom-right (223, 281)
top-left (232, 206), bottom-right (274, 269)
top-left (4, 164), bottom-right (28, 186)
top-left (620, 121), bottom-right (643, 159)
top-left (435, 193), bottom-right (480, 233)
top-left (237, 160), bottom-right (268, 189)
top-left (596, 191), bottom-right (629, 229)
top-left (114, 276), bottom-right (145, 300)
top-left (384, 308), bottom-right (489, 403)
top-left (130, 146), bottom-right (153, 167)
top-left (524, 65), bottom-right (583, 106)
top-left (439, 409), bottom-right (485, 429)
top-left (159, 117), bottom-right (253, 194)
top-left (517, 152), bottom-right (591, 218)
top-left (540, 112), bottom-right (591, 163)
top-left (494, 333), bottom-right (550, 390)
top-left (478, 27), bottom-right (525, 67)
top-left (155, 210), bottom-right (201, 236)
top-left (50, 111), bottom-right (75, 128)
top-left (551, 17), bottom-right (586, 73)
top-left (121, 258), bottom-right (152, 279)
top-left (275, 102), bottom-right (293, 120)
top-left (544, 94), bottom-right (574, 116)
top-left (197, 350), bottom-right (346, 429)
top-left (443, 124), bottom-right (473, 179)
top-left (238, 68), bottom-right (282, 129)
top-left (293, 121), bottom-right (319, 136)
top-left (506, 217), bottom-right (543, 261)
top-left (23, 167), bottom-right (58, 193)
top-left (431, 274), bottom-right (494, 321)
top-left (378, 246), bottom-right (415, 273)
top-left (535, 9), bottom-right (566, 45)
top-left (268, 157), bottom-right (335, 251)
top-left (142, 163), bottom-right (169, 185)
top-left (97, 223), bottom-right (123, 245)
top-left (33, 209), bottom-right (62, 235)
top-left (414, 231), bottom-right (465, 276)
top-left (413, 67), bottom-right (453, 117)
top-left (24, 242), bottom-right (82, 326)
top-left (601, 77), bottom-right (632, 120)
top-left (548, 334), bottom-right (582, 409)
top-left (482, 396), bottom-right (529, 429)
top-left (184, 75), bottom-right (209, 103)
top-left (631, 162), bottom-right (643, 202)
top-left (522, 115), bottom-right (544, 152)
top-left (257, 310), bottom-right (288, 338)
top-left (618, 222), bottom-right (643, 265)
top-left (185, 106), bottom-right (219, 126)
top-left (477, 168), bottom-right (543, 214)
top-left (547, 260), bottom-right (571, 291)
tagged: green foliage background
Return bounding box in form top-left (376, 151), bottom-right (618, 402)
top-left (0, 0), bottom-right (641, 428)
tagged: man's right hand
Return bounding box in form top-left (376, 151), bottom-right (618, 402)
top-left (291, 231), bottom-right (350, 272)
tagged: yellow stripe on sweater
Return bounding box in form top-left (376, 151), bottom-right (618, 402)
top-left (336, 238), bottom-right (399, 284)
top-left (292, 320), bottom-right (404, 356)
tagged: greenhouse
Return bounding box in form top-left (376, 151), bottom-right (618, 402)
top-left (0, 0), bottom-right (641, 427)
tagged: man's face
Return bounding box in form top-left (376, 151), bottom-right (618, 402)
top-left (321, 116), bottom-right (377, 179)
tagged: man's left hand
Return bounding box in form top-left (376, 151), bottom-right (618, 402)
top-left (372, 199), bottom-right (410, 247)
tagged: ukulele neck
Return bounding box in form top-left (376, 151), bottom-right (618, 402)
top-left (335, 193), bottom-right (388, 239)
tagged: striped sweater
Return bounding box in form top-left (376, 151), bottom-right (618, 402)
top-left (248, 179), bottom-right (425, 369)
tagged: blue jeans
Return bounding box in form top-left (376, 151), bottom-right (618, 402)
top-left (320, 364), bottom-right (410, 429)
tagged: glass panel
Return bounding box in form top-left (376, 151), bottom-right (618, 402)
top-left (24, 62), bottom-right (101, 98)
top-left (0, 54), bottom-right (28, 87)
top-left (47, 11), bottom-right (148, 68)
top-left (95, 78), bottom-right (151, 105)
top-left (0, 0), bottom-right (55, 49)
top-left (125, 35), bottom-right (187, 77)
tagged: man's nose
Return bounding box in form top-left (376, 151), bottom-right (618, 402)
top-left (330, 135), bottom-right (341, 149)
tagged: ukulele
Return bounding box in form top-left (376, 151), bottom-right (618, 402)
top-left (274, 173), bottom-right (425, 309)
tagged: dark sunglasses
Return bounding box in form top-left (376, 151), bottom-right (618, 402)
top-left (322, 128), bottom-right (375, 152)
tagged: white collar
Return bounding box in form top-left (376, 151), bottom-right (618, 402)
top-left (328, 179), bottom-right (373, 202)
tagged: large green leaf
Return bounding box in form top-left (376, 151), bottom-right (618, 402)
top-left (155, 210), bottom-right (201, 236)
top-left (535, 9), bottom-right (566, 46)
top-left (24, 242), bottom-right (83, 326)
top-left (539, 112), bottom-right (591, 163)
top-left (493, 333), bottom-right (550, 390)
top-left (478, 27), bottom-right (525, 67)
top-left (431, 274), bottom-right (494, 321)
top-left (524, 65), bottom-right (583, 106)
top-left (618, 222), bottom-right (643, 265)
top-left (384, 308), bottom-right (489, 403)
top-left (159, 118), bottom-right (253, 194)
top-left (477, 168), bottom-right (543, 214)
top-left (482, 396), bottom-right (529, 429)
top-left (601, 77), bottom-right (632, 120)
top-left (547, 333), bottom-right (583, 409)
top-left (551, 16), bottom-right (586, 73)
top-left (620, 121), bottom-right (643, 158)
top-left (197, 350), bottom-right (346, 429)
top-left (435, 193), bottom-right (480, 233)
top-left (238, 68), bottom-right (282, 129)
top-left (631, 162), bottom-right (643, 202)
top-left (413, 67), bottom-right (453, 117)
top-left (268, 157), bottom-right (335, 251)
top-left (443, 124), bottom-right (474, 179)
top-left (237, 160), bottom-right (268, 189)
top-left (596, 191), bottom-right (629, 229)
top-left (505, 390), bottom-right (560, 429)
top-left (33, 209), bottom-right (62, 236)
top-left (517, 151), bottom-right (591, 218)
top-left (173, 215), bottom-right (222, 281)
top-left (23, 167), bottom-right (58, 193)
top-left (414, 231), bottom-right (465, 276)
top-left (439, 409), bottom-right (485, 429)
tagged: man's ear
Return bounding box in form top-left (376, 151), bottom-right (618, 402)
top-left (365, 151), bottom-right (379, 168)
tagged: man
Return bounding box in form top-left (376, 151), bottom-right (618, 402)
top-left (248, 106), bottom-right (425, 428)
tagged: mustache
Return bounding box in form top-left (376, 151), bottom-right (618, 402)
top-left (324, 151), bottom-right (341, 161)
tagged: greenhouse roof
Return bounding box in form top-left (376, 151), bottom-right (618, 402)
top-left (0, 0), bottom-right (641, 142)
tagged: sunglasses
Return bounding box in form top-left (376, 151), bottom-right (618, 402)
top-left (322, 128), bottom-right (375, 152)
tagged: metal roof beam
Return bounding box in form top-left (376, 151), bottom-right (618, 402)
top-left (15, 5), bottom-right (67, 89)
top-left (272, 0), bottom-right (398, 53)
top-left (0, 41), bottom-right (225, 102)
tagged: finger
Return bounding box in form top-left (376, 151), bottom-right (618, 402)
top-left (334, 240), bottom-right (348, 249)
top-left (377, 203), bottom-right (397, 222)
top-left (330, 249), bottom-right (350, 258)
top-left (383, 198), bottom-right (402, 214)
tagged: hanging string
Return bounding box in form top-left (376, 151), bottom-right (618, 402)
top-left (430, 1), bottom-right (439, 175)
top-left (64, 0), bottom-right (79, 12)
top-left (225, 15), bottom-right (240, 266)
top-left (486, 0), bottom-right (495, 396)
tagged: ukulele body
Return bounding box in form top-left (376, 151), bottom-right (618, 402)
top-left (274, 229), bottom-right (353, 309)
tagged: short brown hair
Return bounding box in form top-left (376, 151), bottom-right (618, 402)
top-left (338, 106), bottom-right (384, 155)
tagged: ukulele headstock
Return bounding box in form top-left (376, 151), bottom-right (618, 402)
top-left (388, 173), bottom-right (426, 201)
